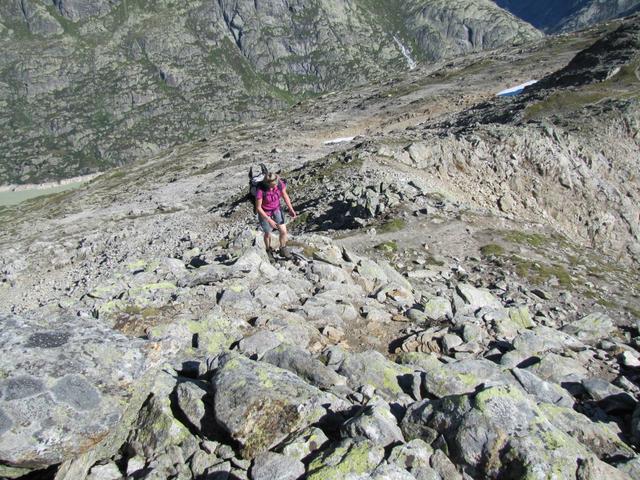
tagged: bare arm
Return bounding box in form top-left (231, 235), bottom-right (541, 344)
top-left (281, 187), bottom-right (297, 219)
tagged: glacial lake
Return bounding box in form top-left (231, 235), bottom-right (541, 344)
top-left (0, 181), bottom-right (85, 207)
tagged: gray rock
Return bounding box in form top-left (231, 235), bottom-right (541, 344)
top-left (512, 368), bottom-right (574, 408)
top-left (561, 312), bottom-right (616, 344)
top-left (189, 450), bottom-right (222, 478)
top-left (421, 296), bottom-right (452, 321)
top-left (237, 330), bottom-right (283, 359)
top-left (340, 401), bottom-right (405, 447)
top-left (455, 283), bottom-right (502, 313)
top-left (527, 352), bottom-right (590, 386)
top-left (86, 461), bottom-right (122, 480)
top-left (336, 351), bottom-right (413, 400)
top-left (388, 439), bottom-right (437, 479)
top-left (127, 372), bottom-right (190, 459)
top-left (370, 462), bottom-right (418, 479)
top-left (306, 439), bottom-right (385, 480)
top-left (402, 385), bottom-right (625, 479)
top-left (262, 344), bottom-right (346, 389)
top-left (174, 380), bottom-right (210, 436)
top-left (0, 314), bottom-right (161, 472)
top-left (582, 378), bottom-right (637, 412)
top-left (576, 457), bottom-right (633, 480)
top-left (279, 427), bottom-right (329, 462)
top-left (211, 353), bottom-right (345, 459)
top-left (538, 402), bottom-right (636, 461)
top-left (249, 451), bottom-right (304, 480)
top-left (620, 351), bottom-right (640, 367)
top-left (429, 449), bottom-right (461, 480)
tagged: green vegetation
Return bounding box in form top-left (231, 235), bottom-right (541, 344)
top-left (374, 240), bottom-right (398, 253)
top-left (480, 244), bottom-right (505, 257)
top-left (502, 230), bottom-right (550, 248)
top-left (378, 218), bottom-right (405, 233)
top-left (510, 255), bottom-right (573, 287)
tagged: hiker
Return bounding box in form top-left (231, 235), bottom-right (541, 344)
top-left (255, 172), bottom-right (297, 258)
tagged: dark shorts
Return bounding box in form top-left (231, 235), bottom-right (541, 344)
top-left (258, 209), bottom-right (285, 233)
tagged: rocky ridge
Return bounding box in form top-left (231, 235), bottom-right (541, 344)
top-left (0, 14), bottom-right (640, 480)
top-left (495, 0), bottom-right (640, 33)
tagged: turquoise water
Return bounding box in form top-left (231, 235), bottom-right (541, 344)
top-left (0, 181), bottom-right (84, 207)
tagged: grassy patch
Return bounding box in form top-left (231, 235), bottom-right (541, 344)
top-left (524, 61), bottom-right (640, 120)
top-left (510, 256), bottom-right (573, 287)
top-left (502, 231), bottom-right (550, 248)
top-left (378, 218), bottom-right (405, 233)
top-left (480, 244), bottom-right (505, 257)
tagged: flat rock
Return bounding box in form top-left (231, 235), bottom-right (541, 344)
top-left (455, 283), bottom-right (502, 312)
top-left (561, 312), bottom-right (616, 344)
top-left (0, 314), bottom-right (161, 472)
top-left (249, 451), bottom-right (304, 480)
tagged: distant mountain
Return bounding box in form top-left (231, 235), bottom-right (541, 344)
top-left (494, 0), bottom-right (640, 32)
top-left (0, 0), bottom-right (540, 185)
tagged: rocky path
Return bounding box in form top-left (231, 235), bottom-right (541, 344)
top-left (3, 230), bottom-right (640, 479)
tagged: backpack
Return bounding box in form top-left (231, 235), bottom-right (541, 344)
top-left (248, 164), bottom-right (269, 213)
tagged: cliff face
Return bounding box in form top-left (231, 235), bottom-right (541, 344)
top-left (0, 0), bottom-right (541, 185)
top-left (495, 0), bottom-right (640, 32)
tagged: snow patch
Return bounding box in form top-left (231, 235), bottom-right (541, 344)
top-left (497, 80), bottom-right (538, 97)
top-left (324, 137), bottom-right (355, 145)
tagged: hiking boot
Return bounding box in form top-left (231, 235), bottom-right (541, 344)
top-left (266, 248), bottom-right (276, 262)
top-left (279, 246), bottom-right (292, 259)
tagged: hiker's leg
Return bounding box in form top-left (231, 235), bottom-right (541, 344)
top-left (278, 224), bottom-right (288, 248)
top-left (271, 209), bottom-right (287, 248)
top-left (258, 214), bottom-right (273, 250)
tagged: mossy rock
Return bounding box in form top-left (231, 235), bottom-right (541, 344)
top-left (307, 440), bottom-right (384, 480)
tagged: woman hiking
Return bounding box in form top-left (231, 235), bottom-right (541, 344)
top-left (255, 172), bottom-right (297, 259)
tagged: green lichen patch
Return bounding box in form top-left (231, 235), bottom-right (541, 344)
top-left (307, 440), bottom-right (382, 480)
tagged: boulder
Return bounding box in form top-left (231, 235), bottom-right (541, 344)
top-left (401, 385), bottom-right (631, 479)
top-left (339, 401), bottom-right (405, 447)
top-left (455, 284), bottom-right (502, 312)
top-left (211, 353), bottom-right (345, 459)
top-left (279, 427), bottom-right (329, 462)
top-left (562, 313), bottom-right (616, 344)
top-left (0, 314), bottom-right (162, 474)
top-left (336, 351), bottom-right (413, 400)
top-left (511, 368), bottom-right (574, 408)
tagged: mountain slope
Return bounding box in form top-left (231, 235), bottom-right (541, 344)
top-left (495, 0), bottom-right (640, 32)
top-left (0, 17), bottom-right (639, 480)
top-left (0, 0), bottom-right (540, 185)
